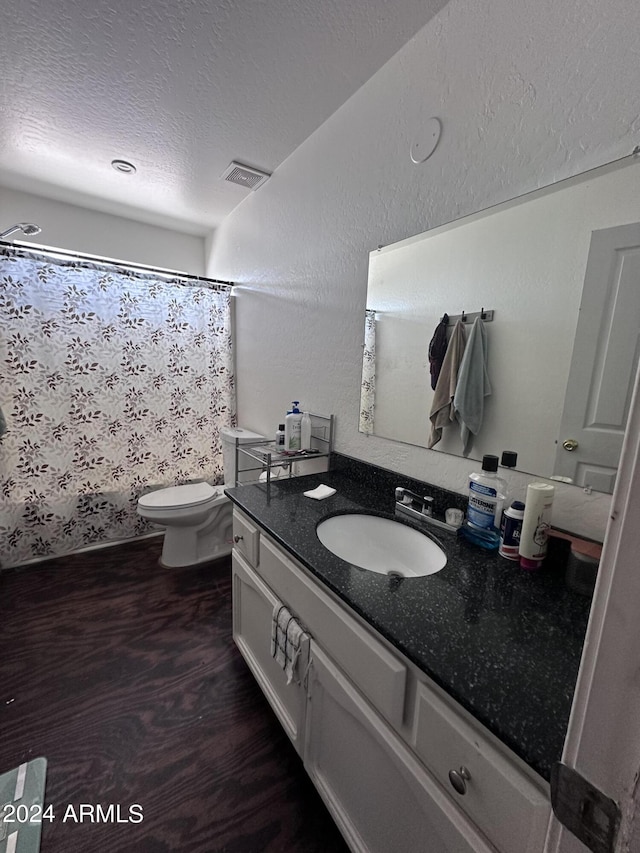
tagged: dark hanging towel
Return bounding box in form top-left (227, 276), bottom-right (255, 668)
top-left (428, 313), bottom-right (449, 390)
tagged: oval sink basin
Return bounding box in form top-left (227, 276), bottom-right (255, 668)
top-left (316, 513), bottom-right (446, 578)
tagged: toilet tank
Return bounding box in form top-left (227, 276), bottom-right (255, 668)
top-left (221, 427), bottom-right (265, 486)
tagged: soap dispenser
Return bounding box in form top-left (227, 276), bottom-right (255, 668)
top-left (284, 402), bottom-right (302, 450)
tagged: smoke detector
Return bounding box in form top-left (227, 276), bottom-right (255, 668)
top-left (111, 159), bottom-right (137, 174)
top-left (221, 161), bottom-right (271, 191)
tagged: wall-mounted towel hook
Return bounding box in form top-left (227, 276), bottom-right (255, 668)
top-left (447, 308), bottom-right (494, 325)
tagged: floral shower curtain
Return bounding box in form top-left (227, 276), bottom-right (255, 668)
top-left (359, 309), bottom-right (376, 434)
top-left (0, 246), bottom-right (236, 568)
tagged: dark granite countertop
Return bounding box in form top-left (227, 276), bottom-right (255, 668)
top-left (225, 454), bottom-right (594, 783)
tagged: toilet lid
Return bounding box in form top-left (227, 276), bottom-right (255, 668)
top-left (138, 482), bottom-right (222, 510)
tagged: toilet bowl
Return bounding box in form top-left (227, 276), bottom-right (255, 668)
top-left (137, 427), bottom-right (264, 567)
top-left (137, 482), bottom-right (231, 567)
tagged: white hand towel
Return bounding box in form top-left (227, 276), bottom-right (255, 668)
top-left (453, 317), bottom-right (492, 455)
top-left (303, 484), bottom-right (336, 500)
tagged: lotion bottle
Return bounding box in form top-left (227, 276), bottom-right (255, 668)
top-left (519, 482), bottom-right (555, 569)
top-left (300, 411), bottom-right (312, 450)
top-left (284, 402), bottom-right (302, 450)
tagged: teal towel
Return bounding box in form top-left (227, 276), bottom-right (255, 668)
top-left (453, 317), bottom-right (491, 455)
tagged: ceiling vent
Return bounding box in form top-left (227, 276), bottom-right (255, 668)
top-left (221, 161), bottom-right (271, 191)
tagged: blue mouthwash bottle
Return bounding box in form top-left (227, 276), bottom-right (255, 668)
top-left (459, 454), bottom-right (506, 551)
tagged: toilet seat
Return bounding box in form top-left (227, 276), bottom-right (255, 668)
top-left (138, 482), bottom-right (224, 512)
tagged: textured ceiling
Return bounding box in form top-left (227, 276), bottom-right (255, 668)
top-left (0, 0), bottom-right (447, 235)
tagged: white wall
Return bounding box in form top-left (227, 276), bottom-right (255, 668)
top-left (205, 0), bottom-right (640, 540)
top-left (0, 187), bottom-right (206, 274)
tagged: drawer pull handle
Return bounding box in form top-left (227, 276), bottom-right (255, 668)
top-left (233, 535), bottom-right (243, 543)
top-left (448, 766), bottom-right (471, 795)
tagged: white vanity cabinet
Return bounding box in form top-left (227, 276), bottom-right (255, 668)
top-left (231, 513), bottom-right (307, 755)
top-left (305, 642), bottom-right (495, 853)
top-left (230, 507), bottom-right (552, 853)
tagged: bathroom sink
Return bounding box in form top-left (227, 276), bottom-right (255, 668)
top-left (316, 513), bottom-right (447, 578)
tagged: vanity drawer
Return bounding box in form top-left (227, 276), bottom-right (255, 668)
top-left (232, 509), bottom-right (260, 568)
top-left (259, 535), bottom-right (407, 728)
top-left (412, 682), bottom-right (551, 853)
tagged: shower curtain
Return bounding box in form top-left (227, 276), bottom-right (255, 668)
top-left (359, 309), bottom-right (376, 434)
top-left (0, 245), bottom-right (236, 568)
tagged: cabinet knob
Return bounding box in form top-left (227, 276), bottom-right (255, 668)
top-left (233, 535), bottom-right (243, 543)
top-left (448, 766), bottom-right (471, 795)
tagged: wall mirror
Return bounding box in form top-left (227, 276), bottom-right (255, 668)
top-left (360, 150), bottom-right (640, 494)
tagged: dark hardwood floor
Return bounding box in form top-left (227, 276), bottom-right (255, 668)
top-left (0, 537), bottom-right (349, 853)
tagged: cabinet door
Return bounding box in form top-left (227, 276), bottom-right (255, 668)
top-left (232, 551), bottom-right (307, 755)
top-left (304, 644), bottom-right (496, 853)
top-left (259, 536), bottom-right (407, 728)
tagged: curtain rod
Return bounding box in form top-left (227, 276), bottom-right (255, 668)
top-left (0, 240), bottom-right (234, 290)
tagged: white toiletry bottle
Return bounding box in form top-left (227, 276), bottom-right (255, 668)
top-left (519, 482), bottom-right (555, 569)
top-left (461, 454), bottom-right (506, 550)
top-left (284, 402), bottom-right (302, 450)
top-left (300, 411), bottom-right (312, 450)
top-left (275, 424), bottom-right (286, 450)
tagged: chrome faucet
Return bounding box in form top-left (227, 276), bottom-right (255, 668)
top-left (395, 487), bottom-right (434, 517)
top-left (395, 486), bottom-right (459, 533)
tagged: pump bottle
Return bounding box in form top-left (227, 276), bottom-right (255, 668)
top-left (284, 402), bottom-right (302, 451)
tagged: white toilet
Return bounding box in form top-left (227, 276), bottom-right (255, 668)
top-left (136, 427), bottom-right (264, 568)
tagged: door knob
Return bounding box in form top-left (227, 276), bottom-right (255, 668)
top-left (233, 535), bottom-right (243, 543)
top-left (562, 439), bottom-right (579, 452)
top-left (448, 766), bottom-right (471, 795)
